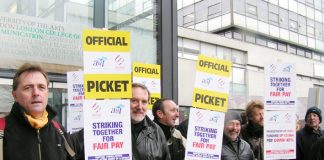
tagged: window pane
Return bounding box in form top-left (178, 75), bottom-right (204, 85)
top-left (246, 33), bottom-right (256, 43)
top-left (267, 40), bottom-right (278, 49)
top-left (305, 51), bottom-right (312, 58)
top-left (289, 46), bottom-right (297, 54)
top-left (225, 31), bottom-right (233, 38)
top-left (232, 67), bottom-right (245, 84)
top-left (222, 0), bottom-right (231, 14)
top-left (313, 52), bottom-right (321, 60)
top-left (257, 0), bottom-right (268, 22)
top-left (279, 8), bottom-right (288, 29)
top-left (208, 3), bottom-right (221, 17)
top-left (278, 42), bottom-right (287, 52)
top-left (256, 37), bottom-right (267, 46)
top-left (233, 31), bottom-right (243, 40)
top-left (183, 14), bottom-right (194, 25)
top-left (314, 0), bottom-right (321, 10)
top-left (183, 38), bottom-right (200, 54)
top-left (298, 15), bottom-right (307, 35)
top-left (201, 42), bottom-right (216, 56)
top-left (289, 20), bottom-right (298, 32)
top-left (195, 0), bottom-right (208, 23)
top-left (246, 4), bottom-right (257, 18)
top-left (234, 0), bottom-right (245, 14)
top-left (297, 49), bottom-right (305, 56)
top-left (269, 12), bottom-right (279, 26)
top-left (232, 50), bottom-right (246, 64)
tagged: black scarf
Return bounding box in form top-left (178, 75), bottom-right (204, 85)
top-left (246, 120), bottom-right (263, 138)
top-left (154, 119), bottom-right (172, 140)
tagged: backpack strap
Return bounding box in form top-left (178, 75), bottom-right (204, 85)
top-left (0, 117), bottom-right (5, 160)
top-left (51, 120), bottom-right (76, 157)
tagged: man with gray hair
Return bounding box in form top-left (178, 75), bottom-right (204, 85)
top-left (130, 83), bottom-right (170, 160)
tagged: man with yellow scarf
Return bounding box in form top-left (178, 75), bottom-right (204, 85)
top-left (3, 63), bottom-right (75, 160)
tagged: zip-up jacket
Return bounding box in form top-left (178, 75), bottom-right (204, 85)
top-left (132, 116), bottom-right (171, 160)
top-left (221, 136), bottom-right (254, 160)
top-left (4, 102), bottom-right (74, 160)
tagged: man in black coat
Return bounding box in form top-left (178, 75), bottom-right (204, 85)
top-left (130, 83), bottom-right (170, 160)
top-left (296, 106), bottom-right (324, 160)
top-left (4, 63), bottom-right (75, 160)
top-left (152, 98), bottom-right (186, 160)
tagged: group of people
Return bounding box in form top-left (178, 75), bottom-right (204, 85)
top-left (2, 63), bottom-right (324, 160)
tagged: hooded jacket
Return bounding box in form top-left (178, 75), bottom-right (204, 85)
top-left (4, 102), bottom-right (74, 160)
top-left (132, 116), bottom-right (171, 160)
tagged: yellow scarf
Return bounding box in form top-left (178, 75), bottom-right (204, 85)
top-left (25, 111), bottom-right (49, 129)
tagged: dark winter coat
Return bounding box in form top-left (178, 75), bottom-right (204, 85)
top-left (296, 125), bottom-right (324, 160)
top-left (221, 136), bottom-right (255, 160)
top-left (240, 122), bottom-right (264, 160)
top-left (70, 129), bottom-right (84, 160)
top-left (132, 116), bottom-right (171, 160)
top-left (154, 120), bottom-right (186, 160)
top-left (308, 136), bottom-right (324, 160)
top-left (4, 102), bottom-right (75, 160)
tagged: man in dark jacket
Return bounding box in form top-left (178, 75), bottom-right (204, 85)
top-left (296, 106), bottom-right (324, 160)
top-left (240, 100), bottom-right (264, 160)
top-left (130, 83), bottom-right (171, 160)
top-left (4, 63), bottom-right (75, 160)
top-left (152, 98), bottom-right (186, 160)
top-left (222, 110), bottom-right (254, 160)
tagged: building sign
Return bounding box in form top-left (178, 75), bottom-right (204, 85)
top-left (0, 12), bottom-right (82, 66)
top-left (192, 54), bottom-right (232, 112)
top-left (185, 107), bottom-right (224, 160)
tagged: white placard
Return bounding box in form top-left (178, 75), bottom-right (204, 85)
top-left (264, 63), bottom-right (296, 110)
top-left (67, 71), bottom-right (84, 133)
top-left (185, 108), bottom-right (224, 160)
top-left (83, 99), bottom-right (132, 159)
top-left (264, 110), bottom-right (296, 159)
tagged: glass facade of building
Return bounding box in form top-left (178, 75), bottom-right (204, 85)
top-left (0, 0), bottom-right (162, 125)
top-left (178, 0), bottom-right (324, 57)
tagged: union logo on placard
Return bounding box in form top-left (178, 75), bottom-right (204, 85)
top-left (209, 115), bottom-right (220, 124)
top-left (114, 55), bottom-right (125, 65)
top-left (110, 104), bottom-right (124, 115)
top-left (93, 57), bottom-right (108, 67)
top-left (270, 64), bottom-right (277, 74)
top-left (284, 113), bottom-right (292, 122)
top-left (282, 65), bottom-right (292, 73)
top-left (202, 77), bottom-right (213, 86)
top-left (72, 73), bottom-right (81, 82)
top-left (91, 103), bottom-right (102, 117)
top-left (195, 111), bottom-right (204, 122)
top-left (269, 114), bottom-right (279, 122)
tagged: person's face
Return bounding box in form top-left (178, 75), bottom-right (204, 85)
top-left (12, 71), bottom-right (48, 118)
top-left (306, 113), bottom-right (320, 129)
top-left (157, 100), bottom-right (179, 127)
top-left (250, 108), bottom-right (264, 126)
top-left (224, 120), bottom-right (241, 141)
top-left (130, 87), bottom-right (149, 124)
